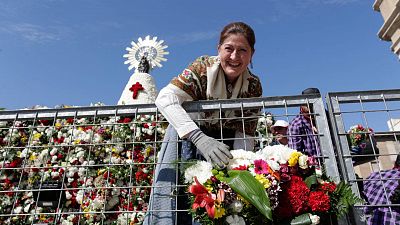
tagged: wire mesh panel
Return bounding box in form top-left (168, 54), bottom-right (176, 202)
top-left (0, 105), bottom-right (167, 225)
top-left (0, 95), bottom-right (342, 225)
top-left (326, 89), bottom-right (400, 225)
top-left (144, 95), bottom-right (341, 225)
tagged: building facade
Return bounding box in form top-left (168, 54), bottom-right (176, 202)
top-left (374, 0), bottom-right (400, 59)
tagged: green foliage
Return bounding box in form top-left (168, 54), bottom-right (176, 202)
top-left (304, 174), bottom-right (317, 189)
top-left (222, 170), bottom-right (272, 221)
top-left (276, 213), bottom-right (312, 225)
top-left (330, 182), bottom-right (364, 218)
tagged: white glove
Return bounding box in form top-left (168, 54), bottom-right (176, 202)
top-left (188, 129), bottom-right (233, 168)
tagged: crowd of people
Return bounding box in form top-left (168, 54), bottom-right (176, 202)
top-left (145, 21), bottom-right (399, 225)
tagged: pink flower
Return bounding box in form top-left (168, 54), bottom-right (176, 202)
top-left (254, 159), bottom-right (269, 174)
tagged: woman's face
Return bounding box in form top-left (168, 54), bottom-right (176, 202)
top-left (218, 34), bottom-right (253, 82)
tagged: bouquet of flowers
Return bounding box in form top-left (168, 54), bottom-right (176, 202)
top-left (347, 124), bottom-right (374, 154)
top-left (184, 145), bottom-right (362, 225)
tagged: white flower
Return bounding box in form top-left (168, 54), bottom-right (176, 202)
top-left (78, 167), bottom-right (86, 177)
top-left (51, 171), bottom-right (60, 178)
top-left (20, 148), bottom-right (29, 158)
top-left (117, 213), bottom-right (129, 225)
top-left (227, 149), bottom-right (256, 170)
top-left (76, 190), bottom-right (84, 204)
top-left (92, 198), bottom-right (104, 210)
top-left (0, 121), bottom-right (7, 127)
top-left (266, 159), bottom-right (280, 171)
top-left (76, 150), bottom-right (85, 158)
top-left (93, 133), bottom-right (102, 143)
top-left (184, 161), bottom-right (213, 184)
top-left (23, 204), bottom-right (31, 213)
top-left (13, 206), bottom-right (23, 214)
top-left (226, 215), bottom-right (246, 225)
top-left (146, 129), bottom-right (153, 135)
top-left (315, 167), bottom-right (323, 177)
top-left (230, 200), bottom-right (243, 213)
top-left (65, 191), bottom-right (72, 200)
top-left (50, 148), bottom-right (58, 156)
top-left (111, 156), bottom-right (121, 164)
top-left (298, 155), bottom-right (309, 169)
top-left (258, 145), bottom-right (297, 164)
top-left (310, 214), bottom-right (320, 224)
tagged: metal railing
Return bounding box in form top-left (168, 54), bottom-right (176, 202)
top-left (326, 89), bottom-right (400, 225)
top-left (0, 90), bottom-right (399, 225)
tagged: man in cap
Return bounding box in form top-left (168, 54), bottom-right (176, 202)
top-left (363, 154), bottom-right (400, 225)
top-left (270, 120), bottom-right (289, 146)
top-left (288, 88), bottom-right (321, 156)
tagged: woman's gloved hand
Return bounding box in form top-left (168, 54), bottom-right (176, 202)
top-left (187, 129), bottom-right (233, 168)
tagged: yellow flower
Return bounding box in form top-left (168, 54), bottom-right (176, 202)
top-left (33, 133), bottom-right (42, 140)
top-left (205, 184), bottom-right (213, 193)
top-left (40, 214), bottom-right (47, 221)
top-left (214, 205), bottom-right (226, 219)
top-left (20, 136), bottom-right (28, 144)
top-left (55, 123), bottom-right (62, 129)
top-left (145, 146), bottom-right (152, 156)
top-left (288, 151), bottom-right (302, 167)
top-left (97, 168), bottom-right (106, 176)
top-left (255, 174), bottom-right (271, 189)
top-left (29, 154), bottom-right (37, 161)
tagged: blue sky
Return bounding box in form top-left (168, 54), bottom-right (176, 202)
top-left (0, 0), bottom-right (399, 111)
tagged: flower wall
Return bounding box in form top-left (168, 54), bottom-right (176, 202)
top-left (0, 114), bottom-right (167, 225)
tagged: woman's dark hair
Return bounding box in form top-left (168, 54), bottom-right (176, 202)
top-left (219, 22), bottom-right (256, 52)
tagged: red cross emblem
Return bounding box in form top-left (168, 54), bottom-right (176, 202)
top-left (129, 82), bottom-right (144, 99)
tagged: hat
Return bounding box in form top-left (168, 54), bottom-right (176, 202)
top-left (271, 120), bottom-right (289, 132)
top-left (302, 88), bottom-right (320, 95)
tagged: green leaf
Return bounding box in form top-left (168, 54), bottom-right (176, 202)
top-left (332, 182), bottom-right (364, 218)
top-left (276, 213), bottom-right (312, 225)
top-left (221, 170), bottom-right (272, 221)
top-left (304, 175), bottom-right (317, 189)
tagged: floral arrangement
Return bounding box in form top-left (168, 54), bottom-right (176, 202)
top-left (184, 145), bottom-right (362, 225)
top-left (347, 124), bottom-right (374, 154)
top-left (256, 112), bottom-right (275, 149)
top-left (0, 114), bottom-right (166, 225)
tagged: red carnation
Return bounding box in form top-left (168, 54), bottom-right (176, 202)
top-left (232, 165), bottom-right (248, 170)
top-left (275, 176), bottom-right (310, 219)
top-left (309, 191), bottom-right (330, 212)
top-left (288, 177), bottom-right (310, 214)
top-left (320, 182), bottom-right (336, 193)
top-left (39, 120), bottom-right (50, 126)
top-left (123, 118), bottom-right (132, 123)
top-left (8, 159), bottom-right (22, 168)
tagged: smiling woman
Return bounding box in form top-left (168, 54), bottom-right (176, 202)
top-left (145, 21), bottom-right (264, 225)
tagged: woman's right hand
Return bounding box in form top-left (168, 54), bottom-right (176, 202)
top-left (188, 129), bottom-right (233, 168)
